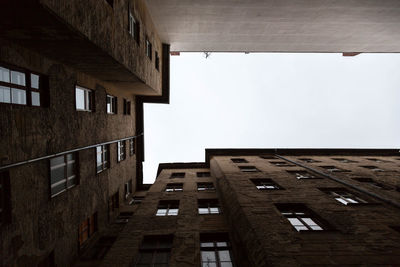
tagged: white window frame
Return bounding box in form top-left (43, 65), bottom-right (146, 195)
top-left (75, 85), bottom-right (92, 111)
top-left (50, 153), bottom-right (77, 197)
top-left (117, 141), bottom-right (126, 162)
top-left (96, 145), bottom-right (109, 173)
top-left (106, 94), bottom-right (117, 114)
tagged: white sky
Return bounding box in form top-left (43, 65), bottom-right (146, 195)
top-left (143, 53), bottom-right (400, 183)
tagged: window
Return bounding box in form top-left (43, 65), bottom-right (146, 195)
top-left (270, 161), bottom-right (294, 167)
top-left (332, 158), bottom-right (357, 163)
top-left (129, 138), bottom-right (135, 156)
top-left (117, 141), bottom-right (126, 162)
top-left (353, 178), bottom-right (389, 189)
top-left (360, 165), bottom-right (384, 172)
top-left (110, 191), bottom-right (119, 211)
top-left (123, 99), bottom-right (131, 115)
top-left (78, 212), bottom-right (98, 247)
top-left (320, 188), bottom-right (367, 205)
top-left (367, 158), bottom-right (390, 163)
top-left (239, 166), bottom-right (259, 172)
top-left (124, 180), bottom-right (133, 199)
top-left (155, 51), bottom-right (160, 70)
top-left (50, 153), bottom-right (78, 197)
top-left (320, 166), bottom-right (350, 172)
top-left (106, 94), bottom-right (117, 114)
top-left (260, 155), bottom-right (276, 159)
top-left (276, 204), bottom-right (326, 231)
top-left (287, 170), bottom-right (318, 179)
top-left (156, 200), bottom-right (179, 216)
top-left (231, 158), bottom-right (247, 163)
top-left (298, 158), bottom-right (320, 163)
top-left (105, 0), bottom-right (113, 7)
top-left (0, 65), bottom-right (47, 106)
top-left (96, 145), bottom-right (110, 173)
top-left (197, 182), bottom-right (215, 192)
top-left (200, 233), bottom-right (234, 267)
top-left (76, 86), bottom-right (93, 111)
top-left (129, 196), bottom-right (144, 205)
top-left (135, 235), bottom-right (172, 267)
top-left (165, 183), bottom-right (183, 192)
top-left (146, 37), bottom-right (152, 60)
top-left (0, 171), bottom-right (11, 225)
top-left (128, 10), bottom-right (140, 43)
top-left (198, 199), bottom-right (221, 215)
top-left (170, 172), bottom-right (185, 178)
top-left (197, 172), bottom-right (211, 177)
top-left (251, 179), bottom-right (282, 190)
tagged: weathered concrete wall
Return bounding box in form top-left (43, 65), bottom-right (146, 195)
top-left (0, 41), bottom-right (138, 266)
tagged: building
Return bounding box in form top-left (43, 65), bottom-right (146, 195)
top-left (1, 0), bottom-right (400, 266)
top-left (100, 149), bottom-right (400, 266)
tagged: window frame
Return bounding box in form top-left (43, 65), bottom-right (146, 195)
top-left (198, 199), bottom-right (221, 215)
top-left (129, 138), bottom-right (135, 156)
top-left (197, 182), bottom-right (215, 192)
top-left (106, 94), bottom-right (117, 114)
top-left (197, 172), bottom-right (211, 178)
top-left (78, 212), bottom-right (98, 248)
top-left (287, 170), bottom-right (320, 180)
top-left (128, 9), bottom-right (140, 44)
top-left (123, 98), bottom-right (131, 115)
top-left (238, 166), bottom-right (259, 172)
top-left (117, 140), bottom-right (126, 162)
top-left (270, 161), bottom-right (295, 167)
top-left (75, 85), bottom-right (94, 112)
top-left (146, 36), bottom-right (153, 60)
top-left (200, 233), bottom-right (234, 267)
top-left (135, 235), bottom-right (173, 267)
top-left (124, 180), bottom-right (133, 199)
top-left (320, 188), bottom-right (368, 205)
top-left (156, 200), bottom-right (179, 216)
top-left (96, 144), bottom-right (110, 174)
top-left (49, 153), bottom-right (79, 198)
top-left (155, 51), bottom-right (160, 71)
top-left (170, 172), bottom-right (185, 179)
top-left (250, 178), bottom-right (283, 190)
top-left (231, 158), bottom-right (248, 163)
top-left (165, 183), bottom-right (184, 192)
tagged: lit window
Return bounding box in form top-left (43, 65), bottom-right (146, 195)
top-left (239, 166), bottom-right (259, 172)
top-left (96, 145), bottom-right (110, 173)
top-left (106, 94), bottom-right (117, 114)
top-left (50, 153), bottom-right (78, 197)
top-left (123, 99), bottom-right (131, 115)
top-left (128, 11), bottom-right (140, 43)
top-left (360, 165), bottom-right (384, 172)
top-left (197, 182), bottom-right (215, 192)
top-left (129, 138), bottom-right (135, 156)
top-left (200, 234), bottom-right (234, 267)
top-left (0, 65), bottom-right (47, 106)
top-left (78, 212), bottom-right (97, 248)
top-left (156, 200), bottom-right (179, 216)
top-left (231, 158), bottom-right (247, 163)
top-left (76, 86), bottom-right (93, 111)
top-left (270, 161), bottom-right (294, 167)
top-left (276, 204), bottom-right (326, 231)
top-left (251, 179), bottom-right (282, 190)
top-left (298, 158), bottom-right (320, 163)
top-left (165, 183), bottom-right (183, 192)
top-left (124, 180), bottom-right (133, 199)
top-left (170, 172), bottom-right (185, 178)
top-left (117, 141), bottom-right (126, 162)
top-left (332, 158), bottom-right (357, 163)
top-left (135, 235), bottom-right (172, 267)
top-left (197, 172), bottom-right (211, 177)
top-left (320, 188), bottom-right (367, 205)
top-left (353, 178), bottom-right (389, 189)
top-left (198, 199), bottom-right (221, 214)
top-left (0, 171), bottom-right (11, 225)
top-left (146, 37), bottom-right (152, 60)
top-left (320, 166), bottom-right (350, 172)
top-left (287, 170), bottom-right (318, 179)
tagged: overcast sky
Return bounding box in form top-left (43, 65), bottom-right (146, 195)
top-left (143, 52), bottom-right (400, 183)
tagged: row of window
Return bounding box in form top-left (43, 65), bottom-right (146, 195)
top-left (164, 182), bottom-right (215, 192)
top-left (134, 234), bottom-right (234, 267)
top-left (50, 139), bottom-right (135, 197)
top-left (155, 199), bottom-right (221, 216)
top-left (238, 157), bottom-right (397, 164)
top-left (169, 172), bottom-right (211, 179)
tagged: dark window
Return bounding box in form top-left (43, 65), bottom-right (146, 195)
top-left (129, 138), bottom-right (135, 156)
top-left (124, 180), bottom-right (133, 199)
top-left (198, 199), bottom-right (221, 215)
top-left (251, 179), bottom-right (282, 190)
top-left (200, 233), bottom-right (234, 267)
top-left (239, 166), bottom-right (259, 172)
top-left (96, 145), bottom-right (110, 173)
top-left (353, 178), bottom-right (389, 189)
top-left (117, 141), bottom-right (126, 162)
top-left (390, 226), bottom-right (400, 233)
top-left (146, 37), bottom-right (152, 60)
top-left (123, 99), bottom-right (131, 115)
top-left (106, 94), bottom-right (117, 114)
top-left (110, 191), bottom-right (119, 211)
top-left (78, 212), bottom-right (98, 248)
top-left (360, 165), bottom-right (384, 172)
top-left (50, 153), bottom-right (78, 197)
top-left (155, 51), bottom-right (160, 71)
top-left (0, 171), bottom-right (11, 225)
top-left (165, 183), bottom-right (183, 192)
top-left (259, 155), bottom-right (276, 159)
top-left (197, 182), bottom-right (215, 192)
top-left (287, 170), bottom-right (318, 179)
top-left (332, 158), bottom-right (357, 163)
top-left (366, 158), bottom-right (391, 163)
top-left (276, 204), bottom-right (326, 231)
top-left (0, 65), bottom-right (48, 107)
top-left (270, 161), bottom-right (295, 167)
top-left (320, 166), bottom-right (350, 172)
top-left (128, 10), bottom-right (140, 43)
top-left (231, 158), bottom-right (247, 163)
top-left (320, 188), bottom-right (367, 205)
top-left (298, 158), bottom-right (320, 163)
top-left (156, 200), bottom-right (179, 216)
top-left (197, 172), bottom-right (211, 177)
top-left (76, 86), bottom-right (94, 111)
top-left (170, 172), bottom-right (185, 178)
top-left (135, 235), bottom-right (173, 267)
top-left (37, 251), bottom-right (55, 267)
top-left (105, 0), bottom-right (113, 8)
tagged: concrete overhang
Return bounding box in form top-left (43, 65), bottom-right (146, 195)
top-left (146, 0), bottom-right (400, 52)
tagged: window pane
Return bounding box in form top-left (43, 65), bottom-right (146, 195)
top-left (0, 86), bottom-right (11, 103)
top-left (11, 88), bottom-right (26, 104)
top-left (201, 242), bottom-right (214, 248)
top-left (302, 218), bottom-right (319, 227)
top-left (51, 167), bottom-right (65, 184)
top-left (199, 208), bottom-right (209, 214)
top-left (0, 67), bottom-right (10, 83)
top-left (154, 251), bottom-right (169, 263)
top-left (51, 155), bottom-right (65, 166)
top-left (156, 209), bottom-right (167, 216)
top-left (294, 225), bottom-right (308, 231)
top-left (31, 92), bottom-right (40, 106)
top-left (221, 262), bottom-right (233, 267)
top-left (202, 264), bottom-right (217, 267)
top-left (210, 207), bottom-right (220, 214)
top-left (287, 218), bottom-right (303, 226)
top-left (216, 242), bottom-right (228, 247)
top-left (67, 162), bottom-right (75, 177)
top-left (10, 70), bottom-right (25, 86)
top-left (137, 252), bottom-right (153, 264)
top-left (76, 88), bottom-right (85, 110)
top-left (51, 182), bottom-right (66, 196)
top-left (201, 251), bottom-right (216, 262)
top-left (168, 209), bottom-right (178, 215)
top-left (31, 74), bottom-right (39, 89)
top-left (67, 176), bottom-right (77, 187)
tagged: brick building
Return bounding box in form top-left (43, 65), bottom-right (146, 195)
top-left (1, 0), bottom-right (400, 266)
